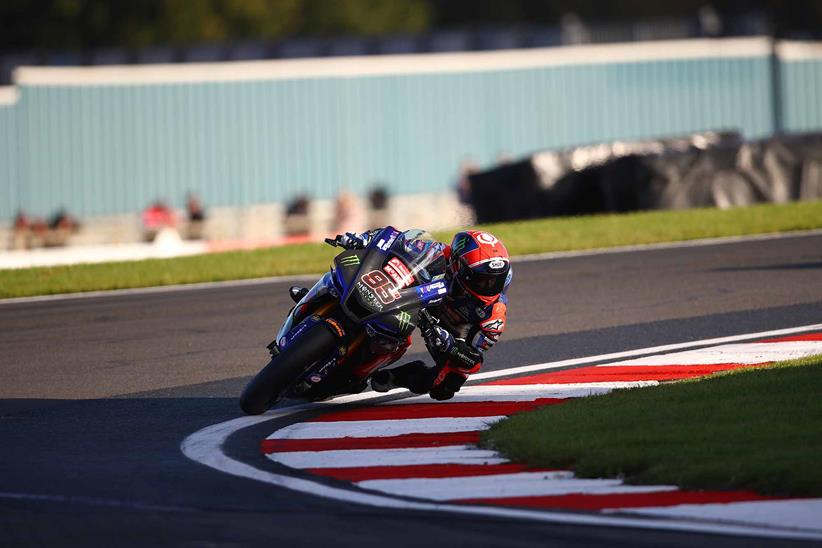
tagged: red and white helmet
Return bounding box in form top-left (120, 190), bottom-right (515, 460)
top-left (447, 231), bottom-right (510, 306)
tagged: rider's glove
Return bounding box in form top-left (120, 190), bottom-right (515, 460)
top-left (421, 323), bottom-right (454, 353)
top-left (337, 232), bottom-right (367, 249)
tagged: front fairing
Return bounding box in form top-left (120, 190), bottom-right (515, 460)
top-left (275, 271), bottom-right (335, 345)
top-left (334, 227), bottom-right (447, 338)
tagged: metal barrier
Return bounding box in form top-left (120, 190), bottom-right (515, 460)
top-left (0, 37), bottom-right (821, 222)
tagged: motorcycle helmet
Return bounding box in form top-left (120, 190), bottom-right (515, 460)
top-left (448, 231), bottom-right (510, 306)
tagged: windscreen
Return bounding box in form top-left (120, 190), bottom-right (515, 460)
top-left (391, 229), bottom-right (447, 285)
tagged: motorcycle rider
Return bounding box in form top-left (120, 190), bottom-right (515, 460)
top-left (290, 228), bottom-right (511, 401)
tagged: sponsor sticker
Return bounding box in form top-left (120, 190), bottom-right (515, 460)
top-left (396, 310), bottom-right (412, 331)
top-left (418, 281), bottom-right (446, 294)
top-left (377, 230), bottom-right (399, 251)
top-left (488, 258), bottom-right (507, 270)
top-left (356, 281), bottom-right (384, 310)
top-left (339, 254), bottom-right (360, 267)
top-left (384, 257), bottom-right (413, 288)
top-left (476, 232), bottom-right (498, 245)
top-left (325, 318), bottom-right (346, 338)
top-left (452, 235), bottom-right (469, 253)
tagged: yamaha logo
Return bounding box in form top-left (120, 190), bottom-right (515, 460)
top-left (476, 232), bottom-right (498, 245)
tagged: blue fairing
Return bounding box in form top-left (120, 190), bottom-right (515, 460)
top-left (275, 272), bottom-right (335, 345)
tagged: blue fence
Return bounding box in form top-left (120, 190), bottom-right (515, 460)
top-left (1, 38), bottom-right (821, 221)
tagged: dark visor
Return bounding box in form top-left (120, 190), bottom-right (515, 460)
top-left (458, 260), bottom-right (508, 296)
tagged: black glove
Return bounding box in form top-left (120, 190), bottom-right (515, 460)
top-left (420, 322), bottom-right (454, 353)
top-left (429, 371), bottom-right (467, 401)
top-left (336, 232), bottom-right (367, 249)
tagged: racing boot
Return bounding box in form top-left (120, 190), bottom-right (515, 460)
top-left (370, 360), bottom-right (435, 394)
top-left (289, 286), bottom-right (308, 303)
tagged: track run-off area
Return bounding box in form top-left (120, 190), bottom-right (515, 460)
top-left (184, 323), bottom-right (822, 541)
top-left (2, 232), bottom-right (822, 547)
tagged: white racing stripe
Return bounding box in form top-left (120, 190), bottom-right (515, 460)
top-left (359, 472), bottom-right (676, 501)
top-left (267, 446), bottom-right (506, 469)
top-left (383, 382), bottom-right (658, 405)
top-left (181, 322), bottom-right (822, 541)
top-left (610, 499), bottom-right (822, 533)
top-left (469, 323), bottom-right (822, 381)
top-left (267, 416), bottom-right (505, 440)
top-left (604, 341), bottom-right (822, 366)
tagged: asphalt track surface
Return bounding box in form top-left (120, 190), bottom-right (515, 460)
top-left (1, 233), bottom-right (820, 547)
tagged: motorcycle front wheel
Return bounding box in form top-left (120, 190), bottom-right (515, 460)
top-left (239, 322), bottom-right (338, 415)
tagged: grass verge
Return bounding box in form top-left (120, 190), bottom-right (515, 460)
top-left (481, 355), bottom-right (822, 497)
top-left (2, 200), bottom-right (821, 299)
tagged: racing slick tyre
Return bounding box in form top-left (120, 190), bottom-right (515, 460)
top-left (239, 322), bottom-right (338, 415)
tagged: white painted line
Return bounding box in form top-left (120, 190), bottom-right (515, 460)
top-left (267, 446), bottom-right (506, 469)
top-left (268, 416), bottom-right (505, 440)
top-left (604, 341), bottom-right (822, 366)
top-left (181, 415), bottom-right (822, 540)
top-left (471, 323), bottom-right (822, 381)
top-left (0, 273), bottom-right (318, 306)
top-left (359, 472), bottom-right (676, 501)
top-left (7, 228), bottom-right (822, 305)
top-left (610, 499), bottom-right (822, 534)
top-left (383, 383), bottom-right (640, 403)
top-left (180, 322), bottom-right (822, 541)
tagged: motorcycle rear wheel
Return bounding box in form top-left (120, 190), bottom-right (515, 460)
top-left (239, 322), bottom-right (338, 415)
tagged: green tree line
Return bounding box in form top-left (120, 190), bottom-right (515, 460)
top-left (1, 0), bottom-right (820, 51)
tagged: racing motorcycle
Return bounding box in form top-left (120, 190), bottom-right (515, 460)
top-left (239, 227), bottom-right (448, 415)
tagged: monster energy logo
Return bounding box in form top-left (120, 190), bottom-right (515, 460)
top-left (396, 311), bottom-right (411, 330)
top-left (339, 255), bottom-right (360, 267)
top-left (452, 236), bottom-right (468, 253)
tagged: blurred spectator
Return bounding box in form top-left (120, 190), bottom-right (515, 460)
top-left (454, 160), bottom-right (479, 226)
top-left (29, 218), bottom-right (49, 248)
top-left (560, 13), bottom-right (590, 45)
top-left (333, 190), bottom-right (355, 232)
top-left (44, 207), bottom-right (80, 247)
top-left (368, 185), bottom-right (391, 228)
top-left (10, 209), bottom-right (30, 250)
top-left (185, 192), bottom-right (206, 240)
top-left (699, 5), bottom-right (723, 37)
top-left (455, 160), bottom-right (478, 205)
top-left (333, 189), bottom-right (366, 234)
top-left (141, 200), bottom-right (176, 242)
top-left (284, 195), bottom-right (311, 237)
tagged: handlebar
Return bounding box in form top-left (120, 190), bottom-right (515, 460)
top-left (419, 308), bottom-right (438, 326)
top-left (324, 237), bottom-right (340, 247)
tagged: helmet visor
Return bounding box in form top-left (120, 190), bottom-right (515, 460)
top-left (458, 260), bottom-right (508, 296)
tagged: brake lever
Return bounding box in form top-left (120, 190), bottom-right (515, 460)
top-left (324, 237), bottom-right (339, 247)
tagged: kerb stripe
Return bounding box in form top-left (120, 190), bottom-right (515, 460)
top-left (487, 364), bottom-right (755, 385)
top-left (309, 398), bottom-right (563, 421)
top-left (308, 463), bottom-right (556, 482)
top-left (458, 490), bottom-right (781, 510)
top-left (262, 431), bottom-right (480, 453)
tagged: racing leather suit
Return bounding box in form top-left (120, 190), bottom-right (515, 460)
top-left (349, 229), bottom-right (510, 400)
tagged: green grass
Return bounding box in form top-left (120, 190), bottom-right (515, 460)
top-left (2, 200), bottom-right (822, 299)
top-left (482, 356), bottom-right (822, 497)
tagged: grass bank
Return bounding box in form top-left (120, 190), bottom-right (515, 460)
top-left (2, 200), bottom-right (821, 299)
top-left (482, 355), bottom-right (822, 497)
